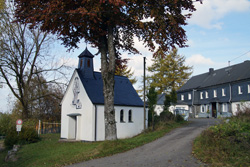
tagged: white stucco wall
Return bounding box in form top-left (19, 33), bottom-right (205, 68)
top-left (61, 71), bottom-right (95, 141)
top-left (231, 101), bottom-right (250, 115)
top-left (95, 105), bottom-right (146, 141)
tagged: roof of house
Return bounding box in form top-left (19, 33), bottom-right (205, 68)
top-left (156, 93), bottom-right (166, 105)
top-left (156, 93), bottom-right (187, 105)
top-left (77, 69), bottom-right (144, 107)
top-left (178, 60), bottom-right (250, 92)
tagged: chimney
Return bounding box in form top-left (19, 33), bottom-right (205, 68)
top-left (209, 68), bottom-right (214, 74)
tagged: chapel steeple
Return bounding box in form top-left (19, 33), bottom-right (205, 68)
top-left (78, 47), bottom-right (94, 79)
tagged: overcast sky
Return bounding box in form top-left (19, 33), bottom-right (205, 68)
top-left (1, 0), bottom-right (250, 112)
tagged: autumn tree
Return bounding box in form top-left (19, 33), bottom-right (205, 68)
top-left (0, 0), bottom-right (5, 11)
top-left (15, 0), bottom-right (201, 140)
top-left (0, 2), bottom-right (63, 119)
top-left (115, 58), bottom-right (137, 85)
top-left (148, 48), bottom-right (192, 94)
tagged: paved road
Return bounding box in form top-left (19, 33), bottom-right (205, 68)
top-left (68, 118), bottom-right (220, 167)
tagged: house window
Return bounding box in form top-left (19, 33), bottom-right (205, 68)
top-left (248, 84), bottom-right (250, 93)
top-left (181, 95), bottom-right (184, 101)
top-left (120, 109), bottom-right (125, 122)
top-left (205, 91), bottom-right (209, 99)
top-left (236, 104), bottom-right (240, 112)
top-left (238, 86), bottom-right (243, 94)
top-left (200, 92), bottom-right (203, 99)
top-left (188, 93), bottom-right (191, 100)
top-left (128, 110), bottom-right (132, 122)
top-left (222, 103), bottom-right (227, 112)
top-left (207, 105), bottom-right (210, 113)
top-left (222, 88), bottom-right (226, 96)
top-left (214, 90), bottom-right (217, 98)
top-left (201, 105), bottom-right (205, 113)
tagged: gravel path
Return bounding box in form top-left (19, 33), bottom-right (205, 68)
top-left (68, 118), bottom-right (220, 167)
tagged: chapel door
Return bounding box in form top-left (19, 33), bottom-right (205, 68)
top-left (68, 116), bottom-right (77, 139)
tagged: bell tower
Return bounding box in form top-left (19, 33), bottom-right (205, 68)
top-left (78, 48), bottom-right (94, 79)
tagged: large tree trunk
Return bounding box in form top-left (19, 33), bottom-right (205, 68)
top-left (100, 26), bottom-right (117, 140)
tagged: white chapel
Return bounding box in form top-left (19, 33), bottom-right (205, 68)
top-left (60, 48), bottom-right (147, 141)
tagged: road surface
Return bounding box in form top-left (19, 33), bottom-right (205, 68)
top-left (68, 118), bottom-right (220, 167)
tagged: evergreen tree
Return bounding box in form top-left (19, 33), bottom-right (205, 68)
top-left (148, 48), bottom-right (192, 94)
top-left (170, 88), bottom-right (177, 106)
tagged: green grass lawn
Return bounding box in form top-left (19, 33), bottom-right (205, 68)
top-left (0, 121), bottom-right (185, 167)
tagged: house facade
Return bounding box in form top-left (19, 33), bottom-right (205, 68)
top-left (60, 48), bottom-right (147, 141)
top-left (177, 61), bottom-right (250, 118)
top-left (154, 93), bottom-right (188, 116)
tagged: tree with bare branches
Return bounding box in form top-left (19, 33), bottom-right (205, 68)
top-left (0, 3), bottom-right (63, 119)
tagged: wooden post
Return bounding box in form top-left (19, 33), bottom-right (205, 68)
top-left (38, 120), bottom-right (41, 136)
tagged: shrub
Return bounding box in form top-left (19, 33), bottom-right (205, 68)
top-left (0, 113), bottom-right (15, 136)
top-left (4, 126), bottom-right (40, 148)
top-left (4, 126), bottom-right (19, 149)
top-left (159, 111), bottom-right (175, 122)
top-left (193, 106), bottom-right (250, 166)
top-left (175, 114), bottom-right (184, 122)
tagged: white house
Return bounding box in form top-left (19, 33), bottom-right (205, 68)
top-left (60, 48), bottom-right (147, 141)
top-left (154, 93), bottom-right (188, 116)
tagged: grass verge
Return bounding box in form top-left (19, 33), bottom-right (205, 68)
top-left (193, 109), bottom-right (250, 167)
top-left (0, 121), bottom-right (186, 167)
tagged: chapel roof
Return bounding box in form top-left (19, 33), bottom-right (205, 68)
top-left (77, 70), bottom-right (144, 107)
top-left (178, 60), bottom-right (250, 92)
top-left (78, 47), bottom-right (94, 58)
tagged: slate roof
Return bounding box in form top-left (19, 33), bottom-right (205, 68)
top-left (77, 69), bottom-right (144, 107)
top-left (78, 48), bottom-right (94, 58)
top-left (178, 60), bottom-right (250, 92)
top-left (156, 93), bottom-right (188, 105)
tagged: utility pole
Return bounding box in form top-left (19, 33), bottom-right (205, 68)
top-left (143, 57), bottom-right (146, 130)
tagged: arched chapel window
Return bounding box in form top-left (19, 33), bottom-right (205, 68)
top-left (128, 110), bottom-right (132, 122)
top-left (120, 109), bottom-right (124, 122)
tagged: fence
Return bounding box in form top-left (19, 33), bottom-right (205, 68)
top-left (38, 121), bottom-right (61, 135)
